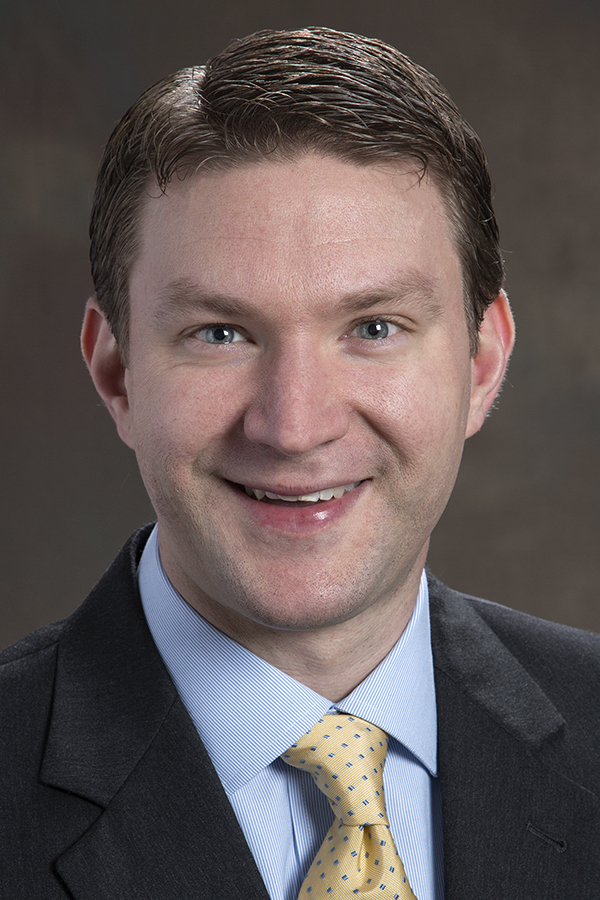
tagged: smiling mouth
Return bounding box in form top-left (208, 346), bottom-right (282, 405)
top-left (242, 481), bottom-right (362, 503)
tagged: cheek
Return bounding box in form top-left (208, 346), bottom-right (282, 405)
top-left (135, 365), bottom-right (242, 439)
top-left (128, 371), bottom-right (234, 487)
top-left (361, 361), bottom-right (471, 462)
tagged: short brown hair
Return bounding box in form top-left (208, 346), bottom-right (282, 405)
top-left (90, 27), bottom-right (504, 358)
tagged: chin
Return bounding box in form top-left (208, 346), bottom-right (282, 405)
top-left (203, 566), bottom-right (401, 637)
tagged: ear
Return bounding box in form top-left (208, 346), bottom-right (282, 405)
top-left (81, 297), bottom-right (135, 449)
top-left (465, 290), bottom-right (515, 438)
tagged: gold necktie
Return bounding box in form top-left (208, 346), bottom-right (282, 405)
top-left (281, 714), bottom-right (417, 899)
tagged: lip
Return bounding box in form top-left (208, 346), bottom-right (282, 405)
top-left (227, 479), bottom-right (368, 535)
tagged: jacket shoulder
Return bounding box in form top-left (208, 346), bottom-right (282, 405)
top-left (0, 525), bottom-right (154, 713)
top-left (429, 571), bottom-right (600, 652)
top-left (0, 620), bottom-right (66, 727)
top-left (0, 618), bottom-right (65, 666)
top-left (427, 570), bottom-right (600, 717)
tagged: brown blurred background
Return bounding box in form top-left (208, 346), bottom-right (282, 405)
top-left (1, 0), bottom-right (599, 649)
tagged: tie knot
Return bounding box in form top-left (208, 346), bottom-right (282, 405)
top-left (281, 715), bottom-right (389, 826)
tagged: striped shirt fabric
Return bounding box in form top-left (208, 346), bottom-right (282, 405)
top-left (138, 525), bottom-right (444, 900)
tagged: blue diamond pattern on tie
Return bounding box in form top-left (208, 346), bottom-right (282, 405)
top-left (281, 715), bottom-right (417, 899)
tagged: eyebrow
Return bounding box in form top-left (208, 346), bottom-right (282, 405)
top-left (332, 273), bottom-right (442, 319)
top-left (153, 272), bottom-right (443, 326)
top-left (153, 281), bottom-right (257, 327)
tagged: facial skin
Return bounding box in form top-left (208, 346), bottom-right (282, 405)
top-left (83, 154), bottom-right (514, 699)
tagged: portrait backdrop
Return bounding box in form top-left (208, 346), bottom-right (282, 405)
top-left (1, 0), bottom-right (599, 647)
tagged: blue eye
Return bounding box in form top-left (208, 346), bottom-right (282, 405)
top-left (200, 325), bottom-right (244, 344)
top-left (356, 320), bottom-right (397, 340)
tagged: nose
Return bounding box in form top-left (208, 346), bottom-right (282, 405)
top-left (243, 341), bottom-right (350, 456)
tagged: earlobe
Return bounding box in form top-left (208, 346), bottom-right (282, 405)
top-left (465, 290), bottom-right (516, 438)
top-left (81, 297), bottom-right (135, 449)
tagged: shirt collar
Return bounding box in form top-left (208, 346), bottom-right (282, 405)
top-left (139, 526), bottom-right (437, 793)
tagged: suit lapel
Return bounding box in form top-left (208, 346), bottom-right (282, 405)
top-left (40, 528), bottom-right (269, 900)
top-left (429, 575), bottom-right (600, 899)
top-left (54, 698), bottom-right (269, 899)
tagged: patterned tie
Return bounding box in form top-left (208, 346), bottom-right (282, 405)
top-left (281, 714), bottom-right (416, 899)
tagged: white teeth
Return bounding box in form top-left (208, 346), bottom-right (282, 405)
top-left (297, 492), bottom-right (320, 503)
top-left (246, 482), bottom-right (360, 502)
top-left (265, 490), bottom-right (299, 501)
top-left (318, 488), bottom-right (335, 501)
top-left (245, 486), bottom-right (266, 500)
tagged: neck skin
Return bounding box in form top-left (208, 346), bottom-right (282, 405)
top-left (162, 541), bottom-right (427, 703)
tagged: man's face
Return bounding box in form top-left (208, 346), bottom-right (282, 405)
top-left (101, 154), bottom-right (502, 640)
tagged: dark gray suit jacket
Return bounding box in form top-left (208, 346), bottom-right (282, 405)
top-left (2, 526), bottom-right (600, 898)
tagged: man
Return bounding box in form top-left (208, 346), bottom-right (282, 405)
top-left (1, 26), bottom-right (599, 900)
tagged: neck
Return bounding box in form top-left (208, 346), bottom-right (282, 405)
top-left (244, 598), bottom-right (418, 701)
top-left (178, 559), bottom-right (425, 702)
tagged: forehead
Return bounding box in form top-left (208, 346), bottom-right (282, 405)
top-left (130, 153), bottom-right (462, 315)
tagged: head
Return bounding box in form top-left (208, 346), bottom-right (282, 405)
top-left (83, 29), bottom-right (514, 682)
top-left (90, 27), bottom-right (504, 361)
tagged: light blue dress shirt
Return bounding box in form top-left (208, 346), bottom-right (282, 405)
top-left (138, 526), bottom-right (444, 900)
